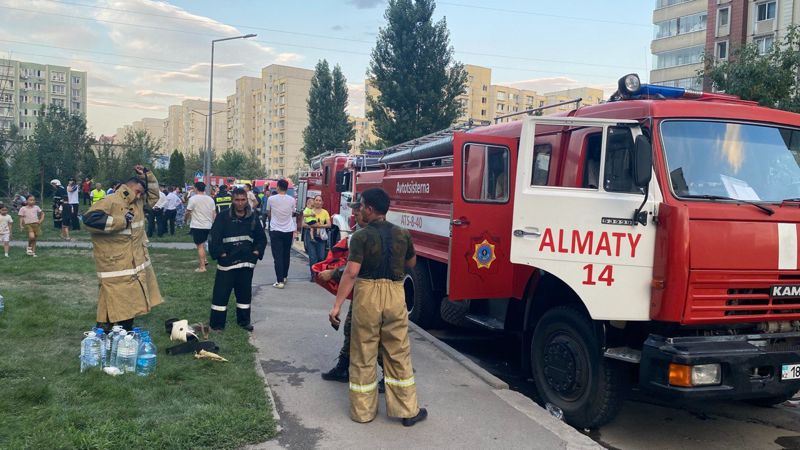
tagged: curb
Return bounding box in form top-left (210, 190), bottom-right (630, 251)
top-left (494, 389), bottom-right (602, 450)
top-left (250, 335), bottom-right (283, 435)
top-left (289, 240), bottom-right (508, 391)
top-left (408, 322), bottom-right (509, 390)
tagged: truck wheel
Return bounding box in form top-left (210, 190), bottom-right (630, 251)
top-left (531, 306), bottom-right (626, 429)
top-left (745, 392), bottom-right (797, 407)
top-left (406, 260), bottom-right (441, 328)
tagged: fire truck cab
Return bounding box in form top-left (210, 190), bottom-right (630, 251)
top-left (335, 74), bottom-right (800, 428)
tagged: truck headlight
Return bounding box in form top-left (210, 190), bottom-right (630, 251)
top-left (669, 363), bottom-right (722, 387)
top-left (691, 364), bottom-right (721, 386)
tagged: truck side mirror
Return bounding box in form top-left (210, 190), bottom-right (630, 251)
top-left (633, 135), bottom-right (652, 188)
top-left (335, 171), bottom-right (350, 193)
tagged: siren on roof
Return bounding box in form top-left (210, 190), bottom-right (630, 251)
top-left (610, 73), bottom-right (741, 102)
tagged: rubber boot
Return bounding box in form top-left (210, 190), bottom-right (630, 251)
top-left (321, 356), bottom-right (349, 382)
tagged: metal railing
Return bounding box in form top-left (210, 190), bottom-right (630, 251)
top-left (493, 98), bottom-right (583, 124)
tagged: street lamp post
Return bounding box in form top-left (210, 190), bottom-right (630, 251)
top-left (204, 33), bottom-right (257, 185)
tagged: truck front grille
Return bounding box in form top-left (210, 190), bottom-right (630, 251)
top-left (685, 271), bottom-right (800, 324)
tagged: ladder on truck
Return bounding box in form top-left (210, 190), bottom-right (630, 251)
top-left (380, 119), bottom-right (490, 157)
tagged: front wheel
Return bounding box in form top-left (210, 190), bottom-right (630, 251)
top-left (406, 259), bottom-right (441, 328)
top-left (531, 306), bottom-right (626, 429)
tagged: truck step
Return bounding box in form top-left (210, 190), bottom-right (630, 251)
top-left (464, 314), bottom-right (504, 331)
top-left (604, 346), bottom-right (642, 363)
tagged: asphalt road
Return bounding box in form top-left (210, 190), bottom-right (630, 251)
top-left (428, 328), bottom-right (800, 450)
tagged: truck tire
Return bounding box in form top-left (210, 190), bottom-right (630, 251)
top-left (531, 306), bottom-right (626, 429)
top-left (406, 259), bottom-right (440, 328)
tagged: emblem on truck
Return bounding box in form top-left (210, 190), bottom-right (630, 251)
top-left (771, 285), bottom-right (800, 298)
top-left (473, 239), bottom-right (496, 269)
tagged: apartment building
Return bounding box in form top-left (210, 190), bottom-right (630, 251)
top-left (116, 117), bottom-right (166, 145)
top-left (489, 84), bottom-right (543, 122)
top-left (457, 64), bottom-right (492, 122)
top-left (651, 0), bottom-right (708, 90)
top-left (226, 76), bottom-right (261, 158)
top-left (350, 116), bottom-right (377, 153)
top-left (0, 58), bottom-right (87, 137)
top-left (260, 64), bottom-right (313, 178)
top-left (162, 99), bottom-right (227, 155)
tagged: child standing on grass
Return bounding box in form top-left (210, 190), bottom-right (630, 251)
top-left (0, 205), bottom-right (12, 257)
top-left (18, 195), bottom-right (44, 257)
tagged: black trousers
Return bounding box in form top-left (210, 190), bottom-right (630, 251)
top-left (209, 267), bottom-right (254, 329)
top-left (164, 209), bottom-right (177, 235)
top-left (149, 208), bottom-right (164, 237)
top-left (269, 230), bottom-right (293, 282)
top-left (82, 192), bottom-right (91, 206)
top-left (69, 204), bottom-right (80, 230)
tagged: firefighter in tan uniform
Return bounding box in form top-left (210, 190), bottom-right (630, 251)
top-left (83, 165), bottom-right (163, 330)
top-left (329, 188), bottom-right (427, 426)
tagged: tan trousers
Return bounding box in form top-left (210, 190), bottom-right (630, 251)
top-left (349, 278), bottom-right (419, 423)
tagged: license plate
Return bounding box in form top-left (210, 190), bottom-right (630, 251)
top-left (782, 364), bottom-right (800, 380)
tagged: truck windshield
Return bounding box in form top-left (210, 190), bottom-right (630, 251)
top-left (661, 120), bottom-right (800, 202)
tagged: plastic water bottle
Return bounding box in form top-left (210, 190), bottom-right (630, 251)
top-left (115, 334), bottom-right (138, 374)
top-left (135, 331), bottom-right (157, 377)
top-left (105, 325), bottom-right (122, 366)
top-left (110, 329), bottom-right (127, 368)
top-left (95, 329), bottom-right (107, 367)
top-left (80, 331), bottom-right (103, 373)
top-left (0, 294), bottom-right (4, 314)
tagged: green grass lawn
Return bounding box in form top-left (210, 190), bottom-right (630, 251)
top-left (0, 248), bottom-right (276, 449)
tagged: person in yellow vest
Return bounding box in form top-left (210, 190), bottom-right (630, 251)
top-left (90, 183), bottom-right (106, 205)
top-left (214, 184), bottom-right (232, 214)
top-left (83, 165), bottom-right (163, 330)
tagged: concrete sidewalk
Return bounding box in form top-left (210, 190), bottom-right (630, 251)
top-left (247, 245), bottom-right (599, 449)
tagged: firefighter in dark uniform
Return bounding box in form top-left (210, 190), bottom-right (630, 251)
top-left (208, 187), bottom-right (267, 331)
top-left (320, 201), bottom-right (385, 389)
top-left (214, 184), bottom-right (232, 214)
top-left (328, 188), bottom-right (427, 426)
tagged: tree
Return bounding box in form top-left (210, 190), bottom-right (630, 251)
top-left (331, 65), bottom-right (356, 152)
top-left (702, 25), bottom-right (800, 112)
top-left (27, 105), bottom-right (93, 197)
top-left (184, 152), bottom-right (204, 184)
top-left (167, 150), bottom-right (186, 186)
top-left (303, 60), bottom-right (357, 161)
top-left (367, 0), bottom-right (468, 146)
top-left (214, 150), bottom-right (264, 179)
top-left (303, 60), bottom-right (334, 160)
top-left (120, 129), bottom-right (160, 170)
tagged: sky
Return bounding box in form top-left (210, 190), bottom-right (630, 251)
top-left (0, 0), bottom-right (654, 136)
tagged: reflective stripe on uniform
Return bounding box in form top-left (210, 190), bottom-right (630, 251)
top-left (222, 235), bottom-right (253, 244)
top-left (131, 220), bottom-right (145, 229)
top-left (217, 262), bottom-right (256, 271)
top-left (349, 380), bottom-right (378, 393)
top-left (236, 303), bottom-right (251, 309)
top-left (97, 259), bottom-right (151, 279)
top-left (104, 215), bottom-right (114, 231)
top-left (384, 376), bottom-right (416, 388)
top-left (119, 228), bottom-right (132, 235)
top-left (211, 304), bottom-right (227, 312)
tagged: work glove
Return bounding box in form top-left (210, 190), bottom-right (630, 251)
top-left (125, 210), bottom-right (135, 225)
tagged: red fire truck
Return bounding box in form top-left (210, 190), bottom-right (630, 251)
top-left (308, 74), bottom-right (800, 428)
